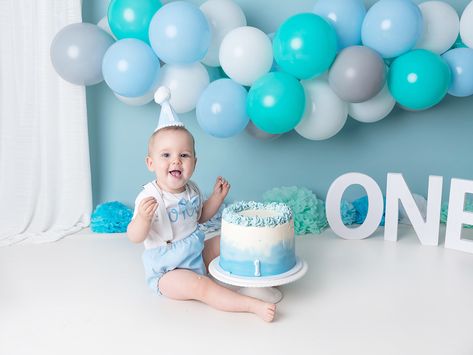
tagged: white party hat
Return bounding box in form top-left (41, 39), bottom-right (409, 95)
top-left (154, 86), bottom-right (184, 132)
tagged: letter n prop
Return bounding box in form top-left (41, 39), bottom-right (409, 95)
top-left (384, 173), bottom-right (442, 245)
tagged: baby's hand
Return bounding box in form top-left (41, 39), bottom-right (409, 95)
top-left (138, 197), bottom-right (158, 222)
top-left (213, 176), bottom-right (230, 202)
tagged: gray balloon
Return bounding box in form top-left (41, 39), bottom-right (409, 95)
top-left (50, 23), bottom-right (114, 86)
top-left (245, 121), bottom-right (281, 140)
top-left (328, 46), bottom-right (385, 103)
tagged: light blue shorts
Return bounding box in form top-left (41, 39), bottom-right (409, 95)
top-left (142, 229), bottom-right (207, 295)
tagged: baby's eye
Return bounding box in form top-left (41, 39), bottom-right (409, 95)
top-left (161, 153), bottom-right (170, 158)
top-left (180, 153), bottom-right (190, 158)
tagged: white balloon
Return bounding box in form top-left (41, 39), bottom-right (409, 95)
top-left (200, 0), bottom-right (246, 67)
top-left (158, 63), bottom-right (210, 113)
top-left (416, 1), bottom-right (459, 54)
top-left (348, 84), bottom-right (395, 123)
top-left (295, 78), bottom-right (348, 140)
top-left (97, 16), bottom-right (116, 39)
top-left (219, 26), bottom-right (273, 86)
top-left (460, 1), bottom-right (473, 48)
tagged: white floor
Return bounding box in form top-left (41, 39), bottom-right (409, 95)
top-left (1, 225), bottom-right (473, 355)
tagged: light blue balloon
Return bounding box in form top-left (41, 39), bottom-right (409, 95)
top-left (149, 1), bottom-right (211, 64)
top-left (313, 0), bottom-right (366, 50)
top-left (102, 39), bottom-right (160, 97)
top-left (442, 48), bottom-right (473, 97)
top-left (196, 79), bottom-right (249, 138)
top-left (361, 0), bottom-right (423, 58)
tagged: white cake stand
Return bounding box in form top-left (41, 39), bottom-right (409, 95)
top-left (209, 257), bottom-right (308, 303)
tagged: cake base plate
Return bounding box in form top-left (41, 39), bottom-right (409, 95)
top-left (209, 257), bottom-right (308, 303)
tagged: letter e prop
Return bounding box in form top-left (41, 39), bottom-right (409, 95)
top-left (445, 178), bottom-right (473, 254)
top-left (384, 173), bottom-right (442, 245)
top-left (326, 173), bottom-right (384, 239)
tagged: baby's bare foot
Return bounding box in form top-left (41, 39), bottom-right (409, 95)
top-left (254, 302), bottom-right (276, 322)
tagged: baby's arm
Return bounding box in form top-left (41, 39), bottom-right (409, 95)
top-left (127, 197), bottom-right (158, 243)
top-left (199, 177), bottom-right (230, 224)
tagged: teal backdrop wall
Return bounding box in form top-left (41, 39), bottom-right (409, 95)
top-left (82, 0), bottom-right (473, 209)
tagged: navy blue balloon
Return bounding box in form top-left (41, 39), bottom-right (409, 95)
top-left (196, 79), bottom-right (249, 138)
top-left (102, 39), bottom-right (161, 97)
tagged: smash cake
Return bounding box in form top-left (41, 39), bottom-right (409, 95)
top-left (219, 201), bottom-right (296, 277)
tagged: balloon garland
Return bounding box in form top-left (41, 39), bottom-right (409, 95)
top-left (51, 0), bottom-right (473, 140)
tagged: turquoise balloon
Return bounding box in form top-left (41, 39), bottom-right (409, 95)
top-left (108, 0), bottom-right (161, 43)
top-left (246, 72), bottom-right (305, 134)
top-left (388, 50), bottom-right (451, 110)
top-left (273, 13), bottom-right (337, 79)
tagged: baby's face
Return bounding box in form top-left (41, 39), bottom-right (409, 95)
top-left (147, 129), bottom-right (196, 193)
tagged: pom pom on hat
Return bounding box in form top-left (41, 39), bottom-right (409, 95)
top-left (154, 86), bottom-right (184, 132)
top-left (154, 86), bottom-right (171, 104)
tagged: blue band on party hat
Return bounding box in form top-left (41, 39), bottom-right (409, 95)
top-left (154, 86), bottom-right (184, 132)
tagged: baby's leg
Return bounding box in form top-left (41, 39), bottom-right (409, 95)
top-left (202, 235), bottom-right (220, 270)
top-left (159, 269), bottom-right (276, 322)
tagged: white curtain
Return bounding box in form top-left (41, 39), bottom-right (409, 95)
top-left (0, 0), bottom-right (92, 246)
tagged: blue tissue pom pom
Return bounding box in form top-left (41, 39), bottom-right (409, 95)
top-left (263, 186), bottom-right (328, 235)
top-left (91, 201), bottom-right (133, 233)
top-left (352, 195), bottom-right (386, 226)
top-left (340, 200), bottom-right (357, 225)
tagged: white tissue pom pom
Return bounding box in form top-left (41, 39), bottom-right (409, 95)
top-left (154, 86), bottom-right (171, 104)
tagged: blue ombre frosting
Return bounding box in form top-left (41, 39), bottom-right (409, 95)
top-left (220, 201), bottom-right (296, 277)
top-left (220, 240), bottom-right (296, 276)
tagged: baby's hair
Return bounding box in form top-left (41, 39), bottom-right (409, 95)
top-left (148, 126), bottom-right (196, 157)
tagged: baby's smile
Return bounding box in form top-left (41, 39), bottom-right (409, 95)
top-left (169, 169), bottom-right (182, 178)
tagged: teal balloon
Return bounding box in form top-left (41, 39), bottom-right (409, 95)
top-left (388, 50), bottom-right (451, 110)
top-left (246, 72), bottom-right (305, 134)
top-left (108, 0), bottom-right (162, 43)
top-left (273, 13), bottom-right (337, 79)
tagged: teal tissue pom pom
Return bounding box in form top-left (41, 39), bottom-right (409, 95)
top-left (340, 200), bottom-right (357, 225)
top-left (441, 201), bottom-right (473, 228)
top-left (440, 202), bottom-right (449, 224)
top-left (263, 186), bottom-right (328, 235)
top-left (91, 201), bottom-right (133, 233)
